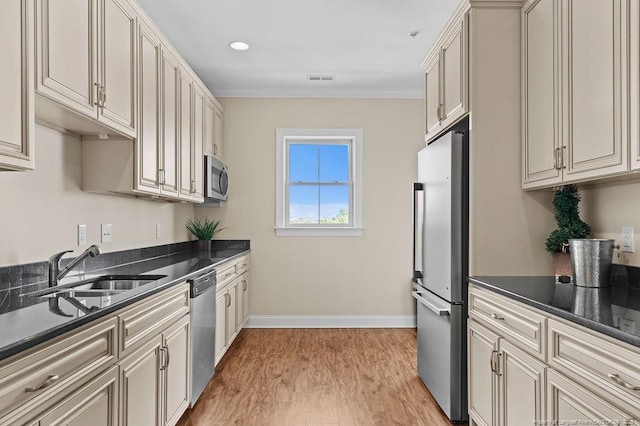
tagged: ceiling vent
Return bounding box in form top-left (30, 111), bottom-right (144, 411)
top-left (307, 75), bottom-right (335, 81)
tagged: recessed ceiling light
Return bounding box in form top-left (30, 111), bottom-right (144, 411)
top-left (229, 41), bottom-right (249, 51)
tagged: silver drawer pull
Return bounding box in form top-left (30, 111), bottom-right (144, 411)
top-left (25, 374), bottom-right (59, 393)
top-left (224, 272), bottom-right (232, 278)
top-left (608, 374), bottom-right (640, 391)
top-left (490, 313), bottom-right (504, 320)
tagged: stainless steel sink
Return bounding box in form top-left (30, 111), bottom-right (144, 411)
top-left (69, 275), bottom-right (167, 291)
top-left (22, 274), bottom-right (167, 298)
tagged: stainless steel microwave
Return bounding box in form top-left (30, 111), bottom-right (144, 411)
top-left (204, 155), bottom-right (229, 202)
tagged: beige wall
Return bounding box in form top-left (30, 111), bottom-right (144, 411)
top-left (581, 180), bottom-right (640, 267)
top-left (468, 7), bottom-right (556, 276)
top-left (0, 124), bottom-right (194, 266)
top-left (198, 98), bottom-right (424, 317)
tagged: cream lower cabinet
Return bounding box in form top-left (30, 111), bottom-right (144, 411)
top-left (213, 104), bottom-right (224, 160)
top-left (0, 0), bottom-right (34, 171)
top-left (214, 255), bottom-right (250, 366)
top-left (421, 3), bottom-right (468, 143)
top-left (468, 320), bottom-right (546, 426)
top-left (522, 0), bottom-right (631, 189)
top-left (34, 365), bottom-right (119, 426)
top-left (119, 315), bottom-right (189, 426)
top-left (469, 284), bottom-right (640, 425)
top-left (35, 0), bottom-right (137, 138)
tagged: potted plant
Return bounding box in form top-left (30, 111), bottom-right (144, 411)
top-left (186, 217), bottom-right (227, 250)
top-left (545, 184), bottom-right (591, 278)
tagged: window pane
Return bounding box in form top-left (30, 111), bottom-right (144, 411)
top-left (289, 185), bottom-right (319, 224)
top-left (289, 144), bottom-right (318, 183)
top-left (319, 144), bottom-right (349, 182)
top-left (320, 186), bottom-right (349, 224)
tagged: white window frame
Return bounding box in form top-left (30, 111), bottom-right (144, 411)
top-left (275, 128), bottom-right (364, 237)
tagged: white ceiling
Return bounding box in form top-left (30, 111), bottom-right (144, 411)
top-left (136, 0), bottom-right (459, 98)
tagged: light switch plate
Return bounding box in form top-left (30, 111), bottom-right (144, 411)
top-left (101, 224), bottom-right (112, 243)
top-left (77, 224), bottom-right (87, 246)
top-left (155, 224), bottom-right (161, 239)
top-left (621, 226), bottom-right (634, 253)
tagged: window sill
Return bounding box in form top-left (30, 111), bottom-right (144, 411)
top-left (274, 227), bottom-right (364, 237)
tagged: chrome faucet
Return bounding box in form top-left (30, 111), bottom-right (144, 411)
top-left (49, 245), bottom-right (101, 287)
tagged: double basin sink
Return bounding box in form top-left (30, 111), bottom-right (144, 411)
top-left (25, 274), bottom-right (168, 298)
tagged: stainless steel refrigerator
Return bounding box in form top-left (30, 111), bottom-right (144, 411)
top-left (413, 123), bottom-right (468, 423)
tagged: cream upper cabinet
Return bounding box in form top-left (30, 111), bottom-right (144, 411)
top-left (159, 47), bottom-right (180, 197)
top-left (193, 84), bottom-right (206, 199)
top-left (630, 0), bottom-right (640, 170)
top-left (522, 0), bottom-right (562, 188)
top-left (522, 0), bottom-right (631, 189)
top-left (421, 7), bottom-right (468, 143)
top-left (204, 95), bottom-right (215, 156)
top-left (178, 70), bottom-right (196, 201)
top-left (0, 0), bottom-right (34, 171)
top-left (136, 18), bottom-right (162, 195)
top-left (35, 0), bottom-right (136, 138)
top-left (213, 104), bottom-right (224, 160)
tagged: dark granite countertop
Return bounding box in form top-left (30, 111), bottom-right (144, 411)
top-left (469, 271), bottom-right (640, 349)
top-left (0, 241), bottom-right (250, 362)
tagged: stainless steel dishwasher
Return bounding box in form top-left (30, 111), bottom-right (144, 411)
top-left (189, 269), bottom-right (217, 405)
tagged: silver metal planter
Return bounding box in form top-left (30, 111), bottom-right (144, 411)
top-left (569, 239), bottom-right (614, 288)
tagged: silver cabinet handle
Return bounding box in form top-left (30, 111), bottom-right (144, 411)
top-left (159, 347), bottom-right (166, 371)
top-left (412, 291), bottom-right (450, 316)
top-left (243, 280), bottom-right (247, 291)
top-left (490, 312), bottom-right (504, 320)
top-left (94, 82), bottom-right (100, 106)
top-left (608, 374), bottom-right (640, 391)
top-left (226, 293), bottom-right (231, 308)
top-left (25, 374), bottom-right (59, 393)
top-left (165, 345), bottom-right (170, 368)
top-left (101, 86), bottom-right (106, 108)
top-left (490, 350), bottom-right (497, 373)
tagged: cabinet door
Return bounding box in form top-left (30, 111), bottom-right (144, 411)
top-left (213, 105), bottom-right (223, 160)
top-left (241, 272), bottom-right (249, 326)
top-left (35, 0), bottom-right (97, 117)
top-left (160, 47), bottom-right (180, 197)
top-left (498, 339), bottom-right (546, 426)
top-left (631, 0), bottom-right (640, 170)
top-left (0, 0), bottom-right (34, 170)
top-left (424, 51), bottom-right (442, 139)
top-left (547, 369), bottom-right (636, 423)
top-left (119, 337), bottom-right (162, 426)
top-left (98, 0), bottom-right (136, 137)
top-left (38, 366), bottom-right (119, 426)
top-left (468, 320), bottom-right (499, 426)
top-left (226, 284), bottom-right (238, 346)
top-left (235, 277), bottom-right (244, 331)
top-left (192, 84), bottom-right (205, 201)
top-left (522, 0), bottom-right (563, 188)
top-left (441, 17), bottom-right (466, 127)
top-left (214, 290), bottom-right (227, 365)
top-left (562, 0), bottom-right (629, 181)
top-left (204, 95), bottom-right (215, 156)
top-left (163, 316), bottom-right (190, 426)
top-left (136, 19), bottom-right (161, 195)
top-left (178, 71), bottom-right (194, 200)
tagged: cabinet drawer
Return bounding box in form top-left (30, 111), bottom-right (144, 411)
top-left (0, 316), bottom-right (117, 418)
top-left (236, 255), bottom-right (250, 275)
top-left (548, 318), bottom-right (640, 407)
top-left (118, 283), bottom-right (189, 358)
top-left (469, 285), bottom-right (547, 360)
top-left (216, 261), bottom-right (237, 288)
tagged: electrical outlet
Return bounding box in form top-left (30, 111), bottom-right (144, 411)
top-left (101, 224), bottom-right (112, 243)
top-left (77, 224), bottom-right (87, 246)
top-left (155, 224), bottom-right (161, 239)
top-left (622, 226), bottom-right (635, 253)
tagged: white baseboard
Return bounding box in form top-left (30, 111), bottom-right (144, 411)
top-left (244, 315), bottom-right (416, 329)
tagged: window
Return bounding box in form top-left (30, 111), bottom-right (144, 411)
top-left (276, 129), bottom-right (363, 236)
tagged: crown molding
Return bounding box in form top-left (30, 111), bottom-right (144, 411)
top-left (212, 87), bottom-right (424, 99)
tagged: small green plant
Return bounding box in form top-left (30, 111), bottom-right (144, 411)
top-left (545, 184), bottom-right (591, 254)
top-left (186, 217), bottom-right (226, 240)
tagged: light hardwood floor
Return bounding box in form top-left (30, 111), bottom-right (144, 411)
top-left (178, 328), bottom-right (459, 426)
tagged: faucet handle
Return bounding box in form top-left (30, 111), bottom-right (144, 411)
top-left (49, 250), bottom-right (73, 266)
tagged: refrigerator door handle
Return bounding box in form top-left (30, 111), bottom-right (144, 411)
top-left (413, 182), bottom-right (424, 279)
top-left (412, 290), bottom-right (450, 316)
